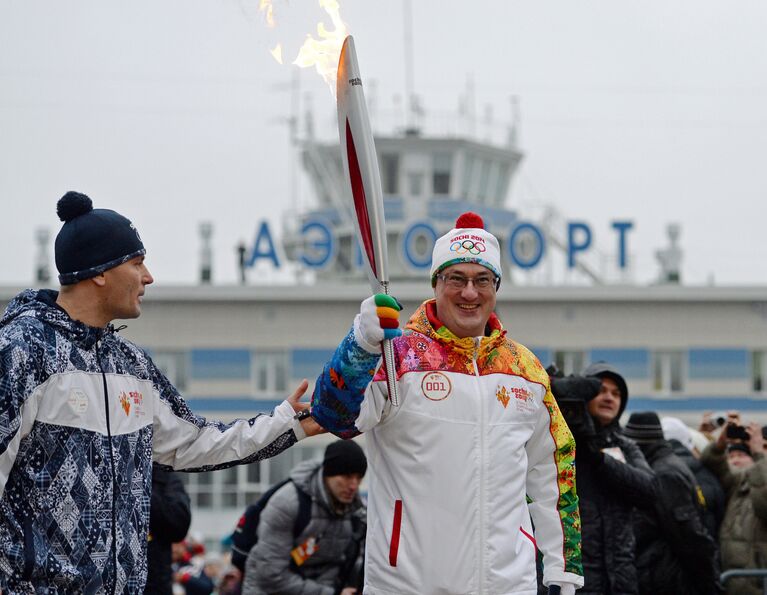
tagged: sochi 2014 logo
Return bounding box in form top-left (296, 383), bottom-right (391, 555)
top-left (449, 234), bottom-right (486, 256)
top-left (119, 390), bottom-right (145, 417)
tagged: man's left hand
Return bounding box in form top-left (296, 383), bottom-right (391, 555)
top-left (357, 294), bottom-right (402, 351)
top-left (287, 379), bottom-right (325, 437)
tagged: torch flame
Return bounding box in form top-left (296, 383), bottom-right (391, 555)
top-left (270, 43), bottom-right (283, 64)
top-left (259, 0), bottom-right (276, 28)
top-left (291, 0), bottom-right (348, 92)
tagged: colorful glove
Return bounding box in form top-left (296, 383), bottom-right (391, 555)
top-left (354, 294), bottom-right (403, 352)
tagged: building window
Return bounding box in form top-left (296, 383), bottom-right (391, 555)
top-left (381, 154), bottom-right (399, 194)
top-left (183, 470), bottom-right (215, 509)
top-left (180, 443), bottom-right (327, 510)
top-left (553, 350), bottom-right (585, 376)
top-left (242, 459), bottom-right (263, 504)
top-left (407, 172), bottom-right (424, 197)
top-left (265, 444), bottom-right (324, 488)
top-left (152, 351), bottom-right (188, 391)
top-left (476, 159), bottom-right (491, 202)
top-left (432, 152), bottom-right (452, 195)
top-left (753, 351), bottom-right (767, 392)
top-left (461, 153), bottom-right (475, 197)
top-left (253, 351), bottom-right (288, 395)
top-left (653, 350), bottom-right (684, 393)
top-left (495, 163), bottom-right (510, 202)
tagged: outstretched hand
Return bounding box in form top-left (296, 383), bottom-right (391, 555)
top-left (287, 379), bottom-right (325, 437)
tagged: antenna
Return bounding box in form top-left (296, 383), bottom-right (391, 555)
top-left (464, 74), bottom-right (476, 138)
top-left (237, 241), bottom-right (248, 285)
top-left (34, 227), bottom-right (51, 284)
top-left (508, 95), bottom-right (521, 149)
top-left (655, 223), bottom-right (683, 284)
top-left (199, 222), bottom-right (213, 285)
top-left (403, 0), bottom-right (416, 131)
top-left (289, 68), bottom-right (301, 214)
top-left (483, 103), bottom-right (493, 143)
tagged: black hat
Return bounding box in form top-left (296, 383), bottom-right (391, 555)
top-left (727, 442), bottom-right (753, 458)
top-left (623, 411), bottom-right (665, 444)
top-left (323, 440), bottom-right (367, 478)
top-left (55, 191), bottom-right (145, 285)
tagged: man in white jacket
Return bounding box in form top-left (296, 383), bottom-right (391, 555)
top-left (310, 212), bottom-right (583, 595)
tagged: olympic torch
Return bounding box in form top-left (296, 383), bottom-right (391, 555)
top-left (336, 35), bottom-right (399, 406)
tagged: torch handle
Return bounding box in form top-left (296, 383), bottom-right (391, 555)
top-left (380, 282), bottom-right (400, 407)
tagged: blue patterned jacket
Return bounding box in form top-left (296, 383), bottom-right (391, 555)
top-left (0, 289), bottom-right (303, 594)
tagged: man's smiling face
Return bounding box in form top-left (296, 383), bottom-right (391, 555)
top-left (433, 262), bottom-right (497, 338)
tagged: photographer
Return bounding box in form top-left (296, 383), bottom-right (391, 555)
top-left (550, 362), bottom-right (655, 595)
top-left (624, 412), bottom-right (719, 595)
top-left (701, 414), bottom-right (767, 595)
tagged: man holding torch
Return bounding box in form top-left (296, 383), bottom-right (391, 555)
top-left (310, 212), bottom-right (583, 594)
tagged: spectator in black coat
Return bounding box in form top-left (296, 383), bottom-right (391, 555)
top-left (144, 466), bottom-right (192, 595)
top-left (625, 412), bottom-right (719, 595)
top-left (575, 363), bottom-right (656, 595)
top-left (662, 416), bottom-right (726, 543)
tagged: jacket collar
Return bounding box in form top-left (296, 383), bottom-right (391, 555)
top-left (1, 288), bottom-right (111, 350)
top-left (404, 299), bottom-right (507, 358)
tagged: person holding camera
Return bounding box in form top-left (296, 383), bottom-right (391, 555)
top-left (662, 416), bottom-right (726, 544)
top-left (701, 415), bottom-right (767, 595)
top-left (550, 362), bottom-right (655, 595)
top-left (623, 412), bottom-right (719, 595)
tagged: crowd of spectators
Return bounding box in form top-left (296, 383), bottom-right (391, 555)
top-left (546, 361), bottom-right (767, 594)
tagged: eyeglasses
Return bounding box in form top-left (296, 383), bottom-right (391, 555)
top-left (436, 273), bottom-right (498, 290)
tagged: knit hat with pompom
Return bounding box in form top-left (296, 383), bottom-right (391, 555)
top-left (54, 191), bottom-right (145, 285)
top-left (430, 212), bottom-right (501, 285)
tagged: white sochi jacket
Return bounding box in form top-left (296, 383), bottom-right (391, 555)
top-left (311, 300), bottom-right (583, 595)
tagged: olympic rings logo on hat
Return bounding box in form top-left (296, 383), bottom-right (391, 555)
top-left (450, 239), bottom-right (486, 256)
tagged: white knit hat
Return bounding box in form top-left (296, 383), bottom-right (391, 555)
top-left (661, 416), bottom-right (694, 451)
top-left (430, 212), bottom-right (501, 284)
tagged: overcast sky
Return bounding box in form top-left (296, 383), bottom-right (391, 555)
top-left (1, 0), bottom-right (765, 287)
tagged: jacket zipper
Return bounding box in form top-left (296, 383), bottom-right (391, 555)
top-left (95, 338), bottom-right (119, 595)
top-left (472, 338), bottom-right (485, 593)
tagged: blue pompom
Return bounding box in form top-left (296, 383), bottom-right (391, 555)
top-left (57, 191), bottom-right (93, 222)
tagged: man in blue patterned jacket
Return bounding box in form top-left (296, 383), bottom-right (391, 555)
top-left (0, 192), bottom-right (320, 593)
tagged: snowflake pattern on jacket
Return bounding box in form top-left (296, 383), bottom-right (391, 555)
top-left (0, 289), bottom-right (297, 594)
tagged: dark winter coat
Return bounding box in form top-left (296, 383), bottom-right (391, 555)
top-left (633, 440), bottom-right (719, 595)
top-left (702, 444), bottom-right (767, 595)
top-left (241, 460), bottom-right (366, 595)
top-left (669, 438), bottom-right (726, 543)
top-left (576, 424), bottom-right (655, 595)
top-left (567, 363), bottom-right (656, 594)
top-left (144, 467), bottom-right (192, 595)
